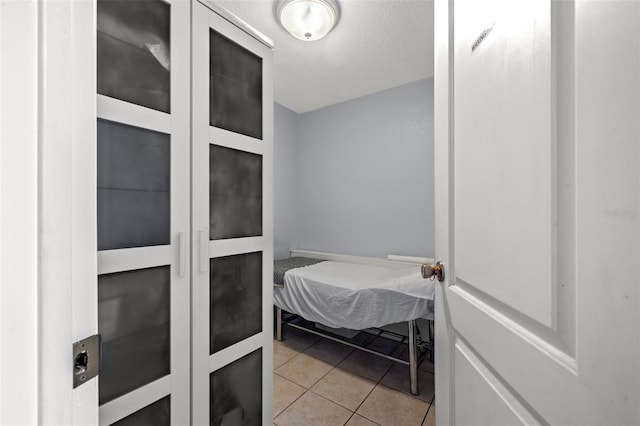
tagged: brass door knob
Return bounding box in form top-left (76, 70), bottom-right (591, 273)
top-left (421, 261), bottom-right (445, 282)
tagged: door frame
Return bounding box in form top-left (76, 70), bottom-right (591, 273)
top-left (0, 1), bottom-right (41, 423)
top-left (0, 0), bottom-right (98, 424)
top-left (433, 0), bottom-right (453, 423)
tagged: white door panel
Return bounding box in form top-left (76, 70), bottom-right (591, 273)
top-left (454, 340), bottom-right (536, 426)
top-left (94, 0), bottom-right (192, 423)
top-left (192, 1), bottom-right (274, 424)
top-left (435, 0), bottom-right (639, 424)
top-left (454, 0), bottom-right (553, 327)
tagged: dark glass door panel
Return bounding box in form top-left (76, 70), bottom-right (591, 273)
top-left (112, 396), bottom-right (170, 426)
top-left (210, 252), bottom-right (262, 354)
top-left (99, 266), bottom-right (171, 405)
top-left (210, 30), bottom-right (263, 139)
top-left (209, 145), bottom-right (262, 240)
top-left (97, 0), bottom-right (171, 113)
top-left (210, 349), bottom-right (262, 426)
top-left (98, 119), bottom-right (170, 251)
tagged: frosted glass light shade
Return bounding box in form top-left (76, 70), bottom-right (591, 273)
top-left (275, 0), bottom-right (339, 41)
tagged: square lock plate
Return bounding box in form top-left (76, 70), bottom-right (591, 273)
top-left (73, 334), bottom-right (101, 388)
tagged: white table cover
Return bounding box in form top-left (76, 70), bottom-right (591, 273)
top-left (273, 261), bottom-right (435, 329)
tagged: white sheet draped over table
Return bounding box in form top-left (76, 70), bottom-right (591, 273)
top-left (273, 261), bottom-right (435, 329)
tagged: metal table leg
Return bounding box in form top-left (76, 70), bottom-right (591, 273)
top-left (428, 319), bottom-right (434, 363)
top-left (409, 319), bottom-right (419, 395)
top-left (276, 307), bottom-right (283, 342)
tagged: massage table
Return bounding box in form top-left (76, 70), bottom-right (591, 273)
top-left (273, 253), bottom-right (435, 395)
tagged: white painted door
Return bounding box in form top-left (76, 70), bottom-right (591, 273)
top-left (434, 0), bottom-right (639, 424)
top-left (192, 1), bottom-right (274, 424)
top-left (95, 1), bottom-right (191, 424)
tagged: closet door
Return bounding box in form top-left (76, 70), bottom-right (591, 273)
top-left (96, 1), bottom-right (190, 424)
top-left (192, 1), bottom-right (274, 424)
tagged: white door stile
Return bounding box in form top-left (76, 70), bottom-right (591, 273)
top-left (168, 2), bottom-right (192, 423)
top-left (40, 0), bottom-right (80, 421)
top-left (190, 6), bottom-right (211, 423)
top-left (34, 0), bottom-right (99, 424)
top-left (434, 1), bottom-right (640, 425)
top-left (170, 0), bottom-right (191, 425)
top-left (192, 1), bottom-right (274, 423)
top-left (262, 46), bottom-right (275, 426)
top-left (70, 0), bottom-right (100, 422)
top-left (574, 2), bottom-right (639, 421)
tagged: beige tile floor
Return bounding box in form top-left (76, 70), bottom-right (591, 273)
top-left (273, 327), bottom-right (435, 426)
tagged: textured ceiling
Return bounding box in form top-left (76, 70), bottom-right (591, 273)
top-left (215, 0), bottom-right (434, 113)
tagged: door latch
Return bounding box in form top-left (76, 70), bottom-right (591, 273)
top-left (73, 334), bottom-right (101, 388)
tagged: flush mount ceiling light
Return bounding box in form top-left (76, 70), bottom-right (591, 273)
top-left (274, 0), bottom-right (340, 41)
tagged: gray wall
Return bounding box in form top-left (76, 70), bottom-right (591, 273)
top-left (273, 103), bottom-right (299, 260)
top-left (273, 78), bottom-right (434, 259)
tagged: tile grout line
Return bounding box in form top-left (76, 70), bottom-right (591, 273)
top-left (298, 342), bottom-right (382, 424)
top-left (273, 386), bottom-right (307, 421)
top-left (297, 341), bottom-right (365, 423)
top-left (420, 403), bottom-right (429, 425)
top-left (302, 389), bottom-right (358, 424)
top-left (339, 406), bottom-right (382, 426)
top-left (272, 364), bottom-right (315, 421)
top-left (274, 338), bottom-right (356, 422)
top-left (343, 413), bottom-right (357, 425)
top-left (274, 350), bottom-right (302, 370)
top-left (275, 336), bottom-right (433, 425)
top-left (276, 352), bottom-right (354, 423)
top-left (273, 341), bottom-right (313, 420)
top-left (346, 360), bottom-right (395, 425)
top-left (420, 395), bottom-right (435, 426)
